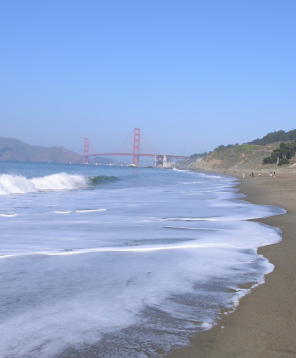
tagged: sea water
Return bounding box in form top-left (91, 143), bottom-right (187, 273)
top-left (0, 162), bottom-right (284, 358)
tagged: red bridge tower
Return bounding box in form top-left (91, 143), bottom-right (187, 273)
top-left (83, 138), bottom-right (89, 164)
top-left (132, 128), bottom-right (140, 166)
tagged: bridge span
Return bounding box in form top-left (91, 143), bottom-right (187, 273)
top-left (83, 128), bottom-right (189, 167)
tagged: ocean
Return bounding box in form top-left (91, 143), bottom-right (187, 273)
top-left (0, 162), bottom-right (284, 358)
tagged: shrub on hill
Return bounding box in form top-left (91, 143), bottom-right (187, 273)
top-left (278, 157), bottom-right (290, 165)
top-left (210, 129), bottom-right (296, 159)
top-left (214, 144), bottom-right (238, 152)
top-left (263, 140), bottom-right (296, 165)
top-left (250, 129), bottom-right (296, 145)
top-left (190, 152), bottom-right (209, 159)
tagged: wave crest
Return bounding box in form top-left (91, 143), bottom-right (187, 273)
top-left (0, 173), bottom-right (88, 196)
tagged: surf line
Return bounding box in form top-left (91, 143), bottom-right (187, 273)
top-left (54, 209), bottom-right (106, 214)
top-left (0, 243), bottom-right (238, 260)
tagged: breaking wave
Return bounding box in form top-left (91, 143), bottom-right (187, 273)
top-left (0, 173), bottom-right (121, 195)
top-left (0, 173), bottom-right (89, 196)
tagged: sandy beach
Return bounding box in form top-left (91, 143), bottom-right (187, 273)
top-left (167, 170), bottom-right (296, 358)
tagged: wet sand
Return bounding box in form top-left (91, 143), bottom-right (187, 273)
top-left (167, 170), bottom-right (296, 358)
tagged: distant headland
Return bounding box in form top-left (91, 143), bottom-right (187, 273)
top-left (0, 137), bottom-right (114, 165)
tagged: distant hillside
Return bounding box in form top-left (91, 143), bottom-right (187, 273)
top-left (248, 129), bottom-right (296, 145)
top-left (176, 129), bottom-right (296, 171)
top-left (263, 140), bottom-right (296, 166)
top-left (195, 143), bottom-right (279, 170)
top-left (0, 137), bottom-right (82, 163)
top-left (174, 152), bottom-right (208, 169)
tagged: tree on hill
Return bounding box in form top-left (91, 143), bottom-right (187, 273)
top-left (190, 152), bottom-right (209, 159)
top-left (250, 129), bottom-right (296, 145)
top-left (210, 129), bottom-right (296, 156)
top-left (214, 144), bottom-right (238, 152)
top-left (263, 140), bottom-right (296, 165)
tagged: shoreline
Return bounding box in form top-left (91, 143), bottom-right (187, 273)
top-left (167, 170), bottom-right (296, 358)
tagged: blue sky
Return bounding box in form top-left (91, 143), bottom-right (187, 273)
top-left (1, 0), bottom-right (296, 157)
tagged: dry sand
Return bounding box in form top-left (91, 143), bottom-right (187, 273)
top-left (167, 170), bottom-right (296, 358)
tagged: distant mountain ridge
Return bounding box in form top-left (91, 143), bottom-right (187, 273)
top-left (0, 137), bottom-right (82, 163)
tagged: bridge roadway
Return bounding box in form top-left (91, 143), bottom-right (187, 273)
top-left (87, 153), bottom-right (189, 159)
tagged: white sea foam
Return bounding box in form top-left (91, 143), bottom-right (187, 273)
top-left (54, 211), bottom-right (72, 214)
top-left (143, 217), bottom-right (216, 223)
top-left (53, 209), bottom-right (106, 214)
top-left (0, 173), bottom-right (88, 195)
top-left (164, 217), bottom-right (216, 221)
top-left (164, 226), bottom-right (218, 231)
top-left (0, 242), bottom-right (237, 259)
top-left (0, 214), bottom-right (17, 217)
top-left (74, 209), bottom-right (106, 213)
top-left (0, 164), bottom-right (284, 358)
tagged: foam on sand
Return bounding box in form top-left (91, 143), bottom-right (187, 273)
top-left (0, 164), bottom-right (285, 358)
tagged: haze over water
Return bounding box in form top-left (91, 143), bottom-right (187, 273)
top-left (0, 162), bottom-right (284, 357)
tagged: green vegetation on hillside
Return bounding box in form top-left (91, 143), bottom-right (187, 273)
top-left (177, 129), bottom-right (296, 171)
top-left (200, 143), bottom-right (271, 170)
top-left (192, 129), bottom-right (296, 170)
top-left (263, 140), bottom-right (296, 165)
top-left (212, 129), bottom-right (296, 153)
top-left (249, 129), bottom-right (296, 145)
top-left (214, 143), bottom-right (238, 152)
top-left (190, 152), bottom-right (209, 159)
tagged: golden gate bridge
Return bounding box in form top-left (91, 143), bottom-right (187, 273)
top-left (83, 128), bottom-right (189, 167)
